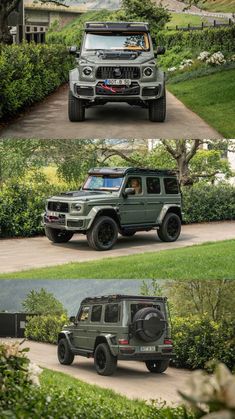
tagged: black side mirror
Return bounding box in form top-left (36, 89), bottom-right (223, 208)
top-left (154, 46), bottom-right (166, 57)
top-left (69, 46), bottom-right (80, 57)
top-left (69, 316), bottom-right (76, 323)
top-left (123, 187), bottom-right (136, 198)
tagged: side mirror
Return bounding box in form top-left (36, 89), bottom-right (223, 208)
top-left (69, 45), bottom-right (80, 57)
top-left (154, 46), bottom-right (166, 57)
top-left (123, 187), bottom-right (136, 198)
top-left (69, 316), bottom-right (76, 323)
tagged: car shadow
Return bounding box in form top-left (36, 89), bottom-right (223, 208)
top-left (50, 231), bottom-right (198, 253)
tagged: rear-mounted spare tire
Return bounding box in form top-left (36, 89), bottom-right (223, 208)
top-left (132, 307), bottom-right (166, 342)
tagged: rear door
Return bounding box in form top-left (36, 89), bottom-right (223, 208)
top-left (144, 176), bottom-right (164, 223)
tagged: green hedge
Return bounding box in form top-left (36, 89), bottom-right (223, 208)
top-left (156, 26), bottom-right (235, 53)
top-left (0, 43), bottom-right (73, 119)
top-left (172, 315), bottom-right (235, 371)
top-left (25, 315), bottom-right (68, 344)
top-left (182, 183), bottom-right (235, 223)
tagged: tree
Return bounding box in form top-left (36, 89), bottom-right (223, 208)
top-left (0, 0), bottom-right (67, 44)
top-left (22, 288), bottom-right (66, 315)
top-left (167, 280), bottom-right (235, 322)
top-left (121, 0), bottom-right (170, 31)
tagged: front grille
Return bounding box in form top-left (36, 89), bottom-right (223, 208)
top-left (48, 201), bottom-right (69, 213)
top-left (96, 82), bottom-right (140, 96)
top-left (67, 220), bottom-right (84, 228)
top-left (96, 66), bottom-right (140, 80)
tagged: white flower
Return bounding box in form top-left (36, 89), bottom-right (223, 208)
top-left (197, 51), bottom-right (210, 61)
top-left (27, 362), bottom-right (42, 386)
top-left (168, 66), bottom-right (177, 72)
top-left (206, 51), bottom-right (226, 66)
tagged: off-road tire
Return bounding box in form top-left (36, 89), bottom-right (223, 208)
top-left (45, 226), bottom-right (74, 243)
top-left (68, 90), bottom-right (85, 122)
top-left (145, 360), bottom-right (169, 373)
top-left (120, 230), bottom-right (136, 237)
top-left (87, 216), bottom-right (118, 251)
top-left (94, 343), bottom-right (117, 376)
top-left (157, 212), bottom-right (181, 242)
top-left (58, 338), bottom-right (74, 365)
top-left (149, 88), bottom-right (166, 122)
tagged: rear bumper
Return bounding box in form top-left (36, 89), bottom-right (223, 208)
top-left (117, 352), bottom-right (175, 361)
top-left (70, 80), bottom-right (164, 102)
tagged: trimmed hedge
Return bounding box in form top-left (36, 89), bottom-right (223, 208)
top-left (0, 43), bottom-right (73, 119)
top-left (172, 315), bottom-right (235, 371)
top-left (182, 183), bottom-right (235, 223)
top-left (25, 315), bottom-right (68, 344)
top-left (156, 26), bottom-right (235, 53)
top-left (0, 181), bottom-right (234, 238)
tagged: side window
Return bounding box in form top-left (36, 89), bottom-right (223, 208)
top-left (91, 305), bottom-right (102, 322)
top-left (126, 177), bottom-right (142, 195)
top-left (164, 178), bottom-right (179, 194)
top-left (78, 306), bottom-right (90, 322)
top-left (104, 304), bottom-right (120, 323)
top-left (146, 177), bottom-right (161, 194)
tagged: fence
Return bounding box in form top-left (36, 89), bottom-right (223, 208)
top-left (167, 19), bottom-right (234, 31)
top-left (0, 313), bottom-right (36, 338)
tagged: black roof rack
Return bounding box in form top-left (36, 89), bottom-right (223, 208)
top-left (81, 294), bottom-right (166, 304)
top-left (88, 167), bottom-right (178, 177)
top-left (85, 22), bottom-right (149, 33)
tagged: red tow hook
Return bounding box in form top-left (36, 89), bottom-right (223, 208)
top-left (101, 84), bottom-right (117, 93)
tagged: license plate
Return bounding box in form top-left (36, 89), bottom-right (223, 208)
top-left (140, 346), bottom-right (155, 352)
top-left (105, 79), bottom-right (131, 86)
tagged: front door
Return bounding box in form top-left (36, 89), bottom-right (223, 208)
top-left (119, 176), bottom-right (146, 226)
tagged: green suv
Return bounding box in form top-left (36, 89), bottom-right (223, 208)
top-left (68, 22), bottom-right (166, 122)
top-left (43, 167), bottom-right (182, 251)
top-left (58, 294), bottom-right (174, 376)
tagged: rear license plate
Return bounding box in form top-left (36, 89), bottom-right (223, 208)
top-left (140, 346), bottom-right (155, 352)
top-left (105, 79), bottom-right (131, 86)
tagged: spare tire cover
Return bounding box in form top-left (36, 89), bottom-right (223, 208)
top-left (132, 307), bottom-right (166, 342)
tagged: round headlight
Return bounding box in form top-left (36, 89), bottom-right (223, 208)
top-left (73, 203), bottom-right (82, 211)
top-left (83, 66), bottom-right (92, 76)
top-left (143, 67), bottom-right (153, 77)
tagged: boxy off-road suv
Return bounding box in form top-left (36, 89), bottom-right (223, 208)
top-left (43, 167), bottom-right (182, 251)
top-left (57, 294), bottom-right (174, 376)
top-left (68, 22), bottom-right (166, 122)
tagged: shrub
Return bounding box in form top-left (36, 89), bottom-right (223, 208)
top-left (25, 314), bottom-right (68, 344)
top-left (0, 180), bottom-right (64, 238)
top-left (171, 315), bottom-right (235, 370)
top-left (0, 43), bottom-right (73, 119)
top-left (182, 183), bottom-right (235, 223)
top-left (156, 26), bottom-right (235, 54)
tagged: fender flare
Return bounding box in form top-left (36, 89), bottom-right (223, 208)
top-left (156, 204), bottom-right (182, 225)
top-left (87, 206), bottom-right (120, 229)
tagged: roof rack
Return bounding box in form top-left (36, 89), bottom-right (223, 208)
top-left (88, 167), bottom-right (178, 177)
top-left (84, 22), bottom-right (149, 32)
top-left (81, 294), bottom-right (166, 304)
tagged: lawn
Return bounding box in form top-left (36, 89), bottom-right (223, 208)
top-left (2, 239), bottom-right (235, 280)
top-left (167, 68), bottom-right (235, 138)
top-left (167, 13), bottom-right (207, 29)
top-left (39, 369), bottom-right (187, 418)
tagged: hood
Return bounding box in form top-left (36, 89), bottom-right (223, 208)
top-left (80, 50), bottom-right (155, 66)
top-left (48, 189), bottom-right (118, 203)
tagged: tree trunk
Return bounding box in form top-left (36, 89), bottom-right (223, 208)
top-left (0, 4), bottom-right (13, 44)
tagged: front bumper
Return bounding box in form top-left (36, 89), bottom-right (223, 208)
top-left (71, 79), bottom-right (164, 102)
top-left (43, 212), bottom-right (91, 232)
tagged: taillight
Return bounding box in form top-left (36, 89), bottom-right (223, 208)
top-left (164, 339), bottom-right (173, 345)
top-left (118, 339), bottom-right (129, 345)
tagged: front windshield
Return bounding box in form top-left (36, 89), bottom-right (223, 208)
top-left (84, 33), bottom-right (149, 51)
top-left (83, 175), bottom-right (124, 191)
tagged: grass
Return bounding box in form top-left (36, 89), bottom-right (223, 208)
top-left (199, 0), bottom-right (235, 13)
top-left (1, 239), bottom-right (235, 280)
top-left (167, 68), bottom-right (235, 138)
top-left (39, 369), bottom-right (188, 418)
top-left (167, 13), bottom-right (207, 29)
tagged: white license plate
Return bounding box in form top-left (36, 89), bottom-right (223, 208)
top-left (140, 346), bottom-right (155, 352)
top-left (106, 79), bottom-right (131, 86)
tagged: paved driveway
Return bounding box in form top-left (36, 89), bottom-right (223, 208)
top-left (0, 221), bottom-right (234, 274)
top-left (1, 339), bottom-right (192, 405)
top-left (0, 85), bottom-right (220, 139)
